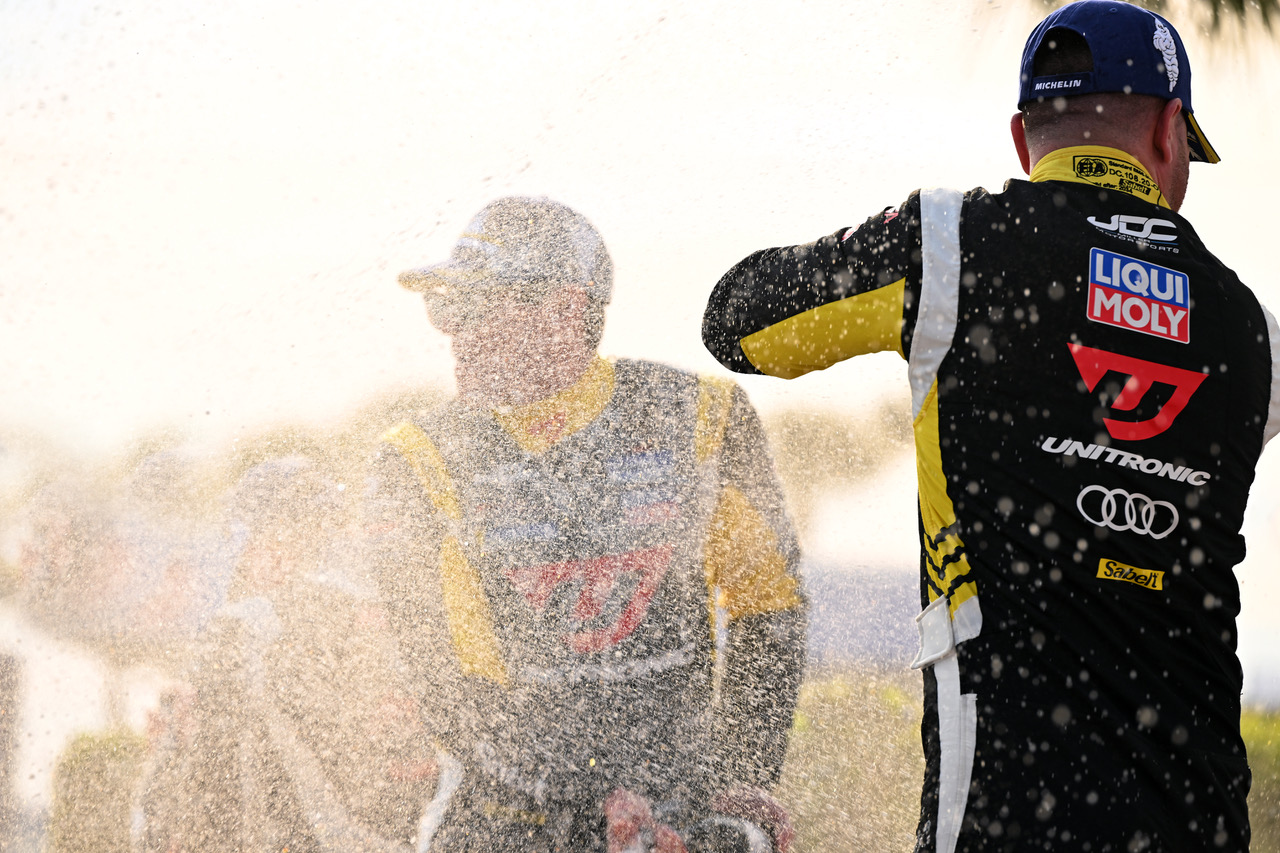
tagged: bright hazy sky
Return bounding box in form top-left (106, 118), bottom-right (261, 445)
top-left (5, 0), bottom-right (1280, 700)
top-left (3, 0), bottom-right (1277, 444)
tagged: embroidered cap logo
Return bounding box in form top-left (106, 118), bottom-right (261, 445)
top-left (1153, 20), bottom-right (1179, 93)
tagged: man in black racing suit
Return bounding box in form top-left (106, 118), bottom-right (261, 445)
top-left (701, 3), bottom-right (1279, 851)
top-left (367, 196), bottom-right (806, 852)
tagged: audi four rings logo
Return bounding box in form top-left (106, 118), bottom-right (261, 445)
top-left (1076, 485), bottom-right (1179, 540)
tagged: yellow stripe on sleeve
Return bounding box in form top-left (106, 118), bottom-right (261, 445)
top-left (740, 278), bottom-right (906, 379)
top-left (695, 375), bottom-right (735, 465)
top-left (439, 536), bottom-right (510, 685)
top-left (383, 421), bottom-right (509, 686)
top-left (913, 382), bottom-right (978, 617)
top-left (382, 422), bottom-right (462, 521)
top-left (703, 485), bottom-right (802, 621)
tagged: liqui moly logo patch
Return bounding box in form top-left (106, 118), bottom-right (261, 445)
top-left (1087, 248), bottom-right (1190, 343)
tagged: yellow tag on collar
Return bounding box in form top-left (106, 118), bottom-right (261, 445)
top-left (494, 357), bottom-right (615, 453)
top-left (1030, 146), bottom-right (1170, 208)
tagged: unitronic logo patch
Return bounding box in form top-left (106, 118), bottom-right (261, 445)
top-left (1087, 248), bottom-right (1190, 343)
top-left (1097, 558), bottom-right (1165, 591)
top-left (1040, 437), bottom-right (1210, 485)
top-left (1068, 343), bottom-right (1207, 441)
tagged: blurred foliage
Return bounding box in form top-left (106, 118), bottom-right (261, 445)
top-left (779, 666), bottom-right (924, 851)
top-left (113, 428), bottom-right (225, 524)
top-left (47, 730), bottom-right (147, 853)
top-left (12, 385), bottom-right (1280, 850)
top-left (781, 669), bottom-right (1280, 852)
top-left (760, 398), bottom-right (913, 539)
top-left (1156, 0), bottom-right (1274, 30)
top-left (0, 654), bottom-right (17, 839)
top-left (0, 561), bottom-right (19, 600)
top-left (0, 427), bottom-right (110, 604)
top-left (0, 385), bottom-right (448, 663)
top-left (224, 386), bottom-right (448, 495)
top-left (1042, 0), bottom-right (1276, 33)
top-left (35, 669), bottom-right (1280, 853)
top-left (1209, 0), bottom-right (1277, 29)
top-left (1244, 708), bottom-right (1280, 851)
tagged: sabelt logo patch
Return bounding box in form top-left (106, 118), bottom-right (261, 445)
top-left (1097, 558), bottom-right (1164, 591)
top-left (1087, 248), bottom-right (1190, 343)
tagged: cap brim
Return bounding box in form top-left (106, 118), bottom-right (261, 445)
top-left (397, 263), bottom-right (491, 293)
top-left (1187, 112), bottom-right (1220, 164)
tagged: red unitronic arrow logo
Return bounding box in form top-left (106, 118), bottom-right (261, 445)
top-left (1068, 343), bottom-right (1207, 441)
top-left (504, 544), bottom-right (673, 654)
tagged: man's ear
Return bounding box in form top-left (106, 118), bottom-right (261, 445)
top-left (1152, 97), bottom-right (1184, 167)
top-left (1011, 112), bottom-right (1032, 175)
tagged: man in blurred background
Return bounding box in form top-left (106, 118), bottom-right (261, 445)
top-left (367, 196), bottom-right (806, 852)
top-left (136, 455), bottom-right (437, 852)
top-left (701, 2), bottom-right (1279, 851)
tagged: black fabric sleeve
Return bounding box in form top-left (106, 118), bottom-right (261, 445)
top-left (713, 608), bottom-right (808, 790)
top-left (708, 386), bottom-right (808, 790)
top-left (702, 194), bottom-right (925, 374)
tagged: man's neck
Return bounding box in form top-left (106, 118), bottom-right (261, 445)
top-left (456, 344), bottom-right (597, 408)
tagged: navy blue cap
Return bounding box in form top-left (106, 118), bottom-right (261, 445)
top-left (398, 196), bottom-right (614, 305)
top-left (1018, 0), bottom-right (1219, 163)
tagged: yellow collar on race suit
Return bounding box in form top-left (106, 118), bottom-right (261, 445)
top-left (1029, 146), bottom-right (1171, 209)
top-left (493, 356), bottom-right (615, 454)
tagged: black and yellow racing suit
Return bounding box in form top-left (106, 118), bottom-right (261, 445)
top-left (702, 147), bottom-right (1280, 853)
top-left (365, 356), bottom-right (806, 852)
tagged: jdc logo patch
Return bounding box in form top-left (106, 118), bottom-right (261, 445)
top-left (1087, 248), bottom-right (1190, 343)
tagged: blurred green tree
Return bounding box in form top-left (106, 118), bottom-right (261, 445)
top-left (1044, 0), bottom-right (1275, 31)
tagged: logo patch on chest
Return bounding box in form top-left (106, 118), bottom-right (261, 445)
top-left (1086, 248), bottom-right (1190, 343)
top-left (1097, 558), bottom-right (1165, 590)
top-left (504, 544), bottom-right (674, 653)
top-left (621, 486), bottom-right (681, 526)
top-left (605, 450), bottom-right (675, 484)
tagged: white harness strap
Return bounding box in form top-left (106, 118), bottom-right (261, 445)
top-left (909, 188), bottom-right (964, 420)
top-left (1261, 304), bottom-right (1280, 445)
top-left (416, 751), bottom-right (464, 852)
top-left (913, 187), bottom-right (978, 853)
